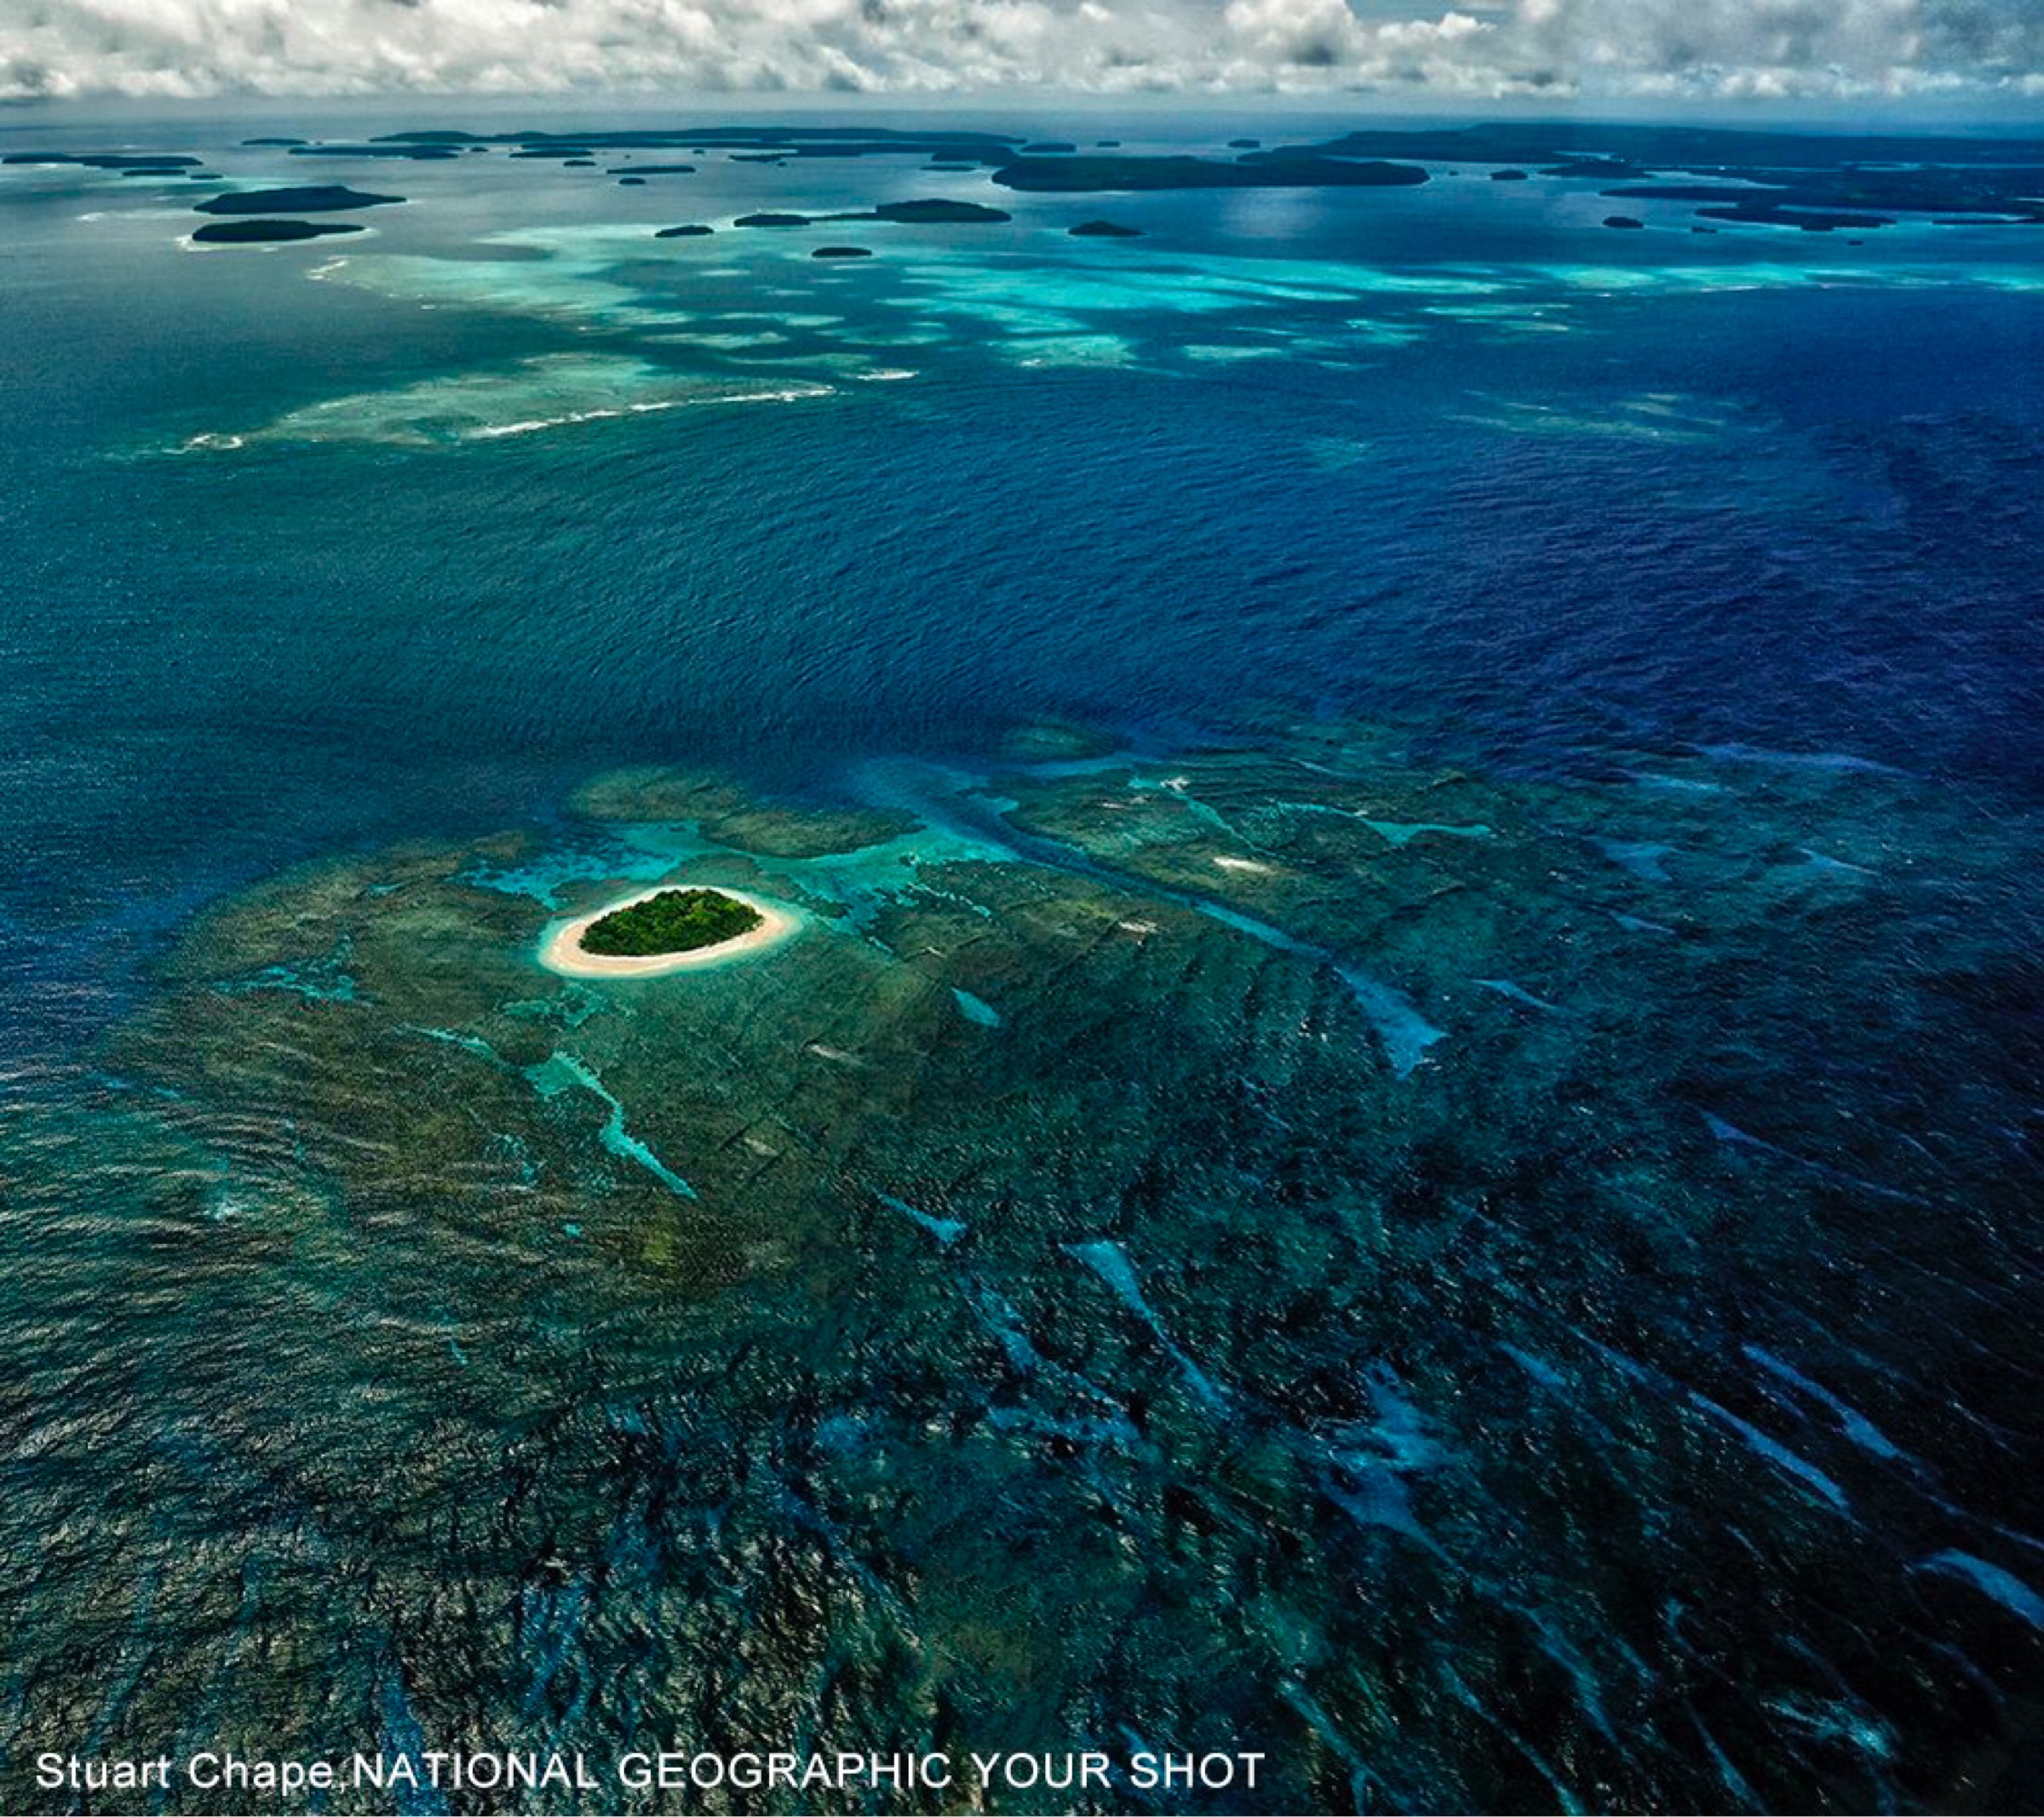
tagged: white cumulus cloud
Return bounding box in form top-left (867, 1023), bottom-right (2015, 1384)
top-left (0, 0), bottom-right (2038, 100)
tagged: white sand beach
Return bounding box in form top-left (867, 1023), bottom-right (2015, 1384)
top-left (540, 885), bottom-right (798, 978)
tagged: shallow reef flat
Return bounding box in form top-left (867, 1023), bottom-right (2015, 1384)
top-left (182, 352), bottom-right (837, 449)
top-left (3, 727), bottom-right (2036, 1811)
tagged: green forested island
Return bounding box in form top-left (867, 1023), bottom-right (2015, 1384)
top-left (580, 887), bottom-right (761, 955)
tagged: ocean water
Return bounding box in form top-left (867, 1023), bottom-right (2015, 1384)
top-left (1, 105), bottom-right (2041, 1812)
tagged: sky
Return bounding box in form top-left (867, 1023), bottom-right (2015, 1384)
top-left (1, 0), bottom-right (2041, 106)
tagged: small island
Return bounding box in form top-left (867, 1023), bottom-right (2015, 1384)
top-left (541, 885), bottom-right (796, 977)
top-left (5, 150), bottom-right (203, 172)
top-left (585, 887), bottom-right (758, 954)
top-left (192, 218), bottom-right (365, 244)
top-left (194, 185), bottom-right (403, 215)
top-left (992, 152), bottom-right (1428, 192)
top-left (863, 198), bottom-right (1010, 224)
top-left (289, 142), bottom-right (461, 160)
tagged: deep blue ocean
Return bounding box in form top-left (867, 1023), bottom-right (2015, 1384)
top-left (1, 104), bottom-right (2040, 1814)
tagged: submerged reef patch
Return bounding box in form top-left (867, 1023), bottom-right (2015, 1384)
top-left (568, 766), bottom-right (917, 857)
top-left (13, 723), bottom-right (2035, 1812)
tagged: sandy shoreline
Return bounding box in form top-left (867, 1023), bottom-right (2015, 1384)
top-left (540, 885), bottom-right (799, 978)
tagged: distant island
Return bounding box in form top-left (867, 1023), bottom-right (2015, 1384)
top-left (541, 885), bottom-right (796, 977)
top-left (3, 150), bottom-right (203, 172)
top-left (861, 198), bottom-right (1008, 224)
top-left (194, 184), bottom-right (404, 215)
top-left (728, 198), bottom-right (1010, 229)
top-left (191, 218), bottom-right (365, 244)
top-left (992, 152), bottom-right (1429, 192)
top-left (14, 118), bottom-right (2044, 244)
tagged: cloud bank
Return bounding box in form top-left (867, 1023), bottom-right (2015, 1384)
top-left (3, 0), bottom-right (2040, 102)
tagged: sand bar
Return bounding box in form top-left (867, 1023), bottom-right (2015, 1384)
top-left (540, 885), bottom-right (798, 978)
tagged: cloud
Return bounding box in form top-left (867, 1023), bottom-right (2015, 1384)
top-left (1513, 0), bottom-right (2044, 99)
top-left (1, 0), bottom-right (2038, 100)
